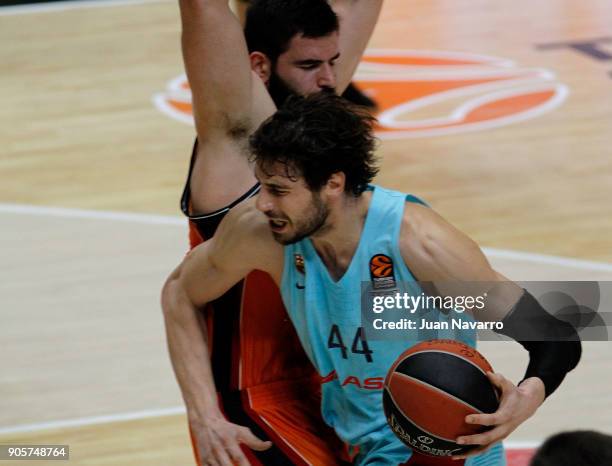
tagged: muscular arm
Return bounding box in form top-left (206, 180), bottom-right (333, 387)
top-left (161, 202), bottom-right (281, 462)
top-left (399, 201), bottom-right (523, 320)
top-left (229, 0), bottom-right (250, 27)
top-left (399, 202), bottom-right (580, 456)
top-left (181, 0), bottom-right (251, 139)
top-left (331, 0), bottom-right (383, 93)
top-left (179, 0), bottom-right (275, 213)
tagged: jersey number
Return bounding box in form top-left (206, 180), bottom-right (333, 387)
top-left (327, 325), bottom-right (373, 363)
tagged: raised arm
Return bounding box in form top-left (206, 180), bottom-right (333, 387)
top-left (331, 0), bottom-right (384, 93)
top-left (181, 0), bottom-right (253, 138)
top-left (179, 0), bottom-right (275, 213)
top-left (161, 203), bottom-right (280, 464)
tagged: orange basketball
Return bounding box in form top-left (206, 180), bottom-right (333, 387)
top-left (383, 340), bottom-right (500, 457)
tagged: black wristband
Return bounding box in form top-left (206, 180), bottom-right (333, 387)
top-left (496, 290), bottom-right (582, 398)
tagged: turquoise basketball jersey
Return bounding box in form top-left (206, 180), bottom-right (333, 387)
top-left (280, 185), bottom-right (505, 465)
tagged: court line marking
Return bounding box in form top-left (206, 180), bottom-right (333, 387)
top-left (0, 202), bottom-right (597, 442)
top-left (0, 407), bottom-right (186, 436)
top-left (2, 202), bottom-right (611, 272)
top-left (507, 441), bottom-right (541, 449)
top-left (482, 248), bottom-right (612, 273)
top-left (0, 404), bottom-right (541, 452)
top-left (0, 203), bottom-right (184, 225)
top-left (0, 0), bottom-right (169, 16)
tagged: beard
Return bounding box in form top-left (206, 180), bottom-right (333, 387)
top-left (268, 69), bottom-right (336, 108)
top-left (268, 70), bottom-right (298, 108)
top-left (272, 192), bottom-right (330, 245)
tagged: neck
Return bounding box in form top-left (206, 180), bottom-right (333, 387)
top-left (310, 191), bottom-right (372, 280)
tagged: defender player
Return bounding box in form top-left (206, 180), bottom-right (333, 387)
top-left (181, 0), bottom-right (382, 219)
top-left (162, 94), bottom-right (581, 465)
top-left (229, 0), bottom-right (379, 109)
top-left (174, 0), bottom-right (383, 464)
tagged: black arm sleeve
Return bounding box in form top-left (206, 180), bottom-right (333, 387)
top-left (496, 290), bottom-right (582, 398)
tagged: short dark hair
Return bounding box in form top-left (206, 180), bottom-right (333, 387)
top-left (530, 430), bottom-right (612, 466)
top-left (244, 0), bottom-right (339, 63)
top-left (250, 92), bottom-right (379, 196)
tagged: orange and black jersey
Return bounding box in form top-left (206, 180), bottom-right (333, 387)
top-left (181, 139), bottom-right (340, 465)
top-left (180, 140), bottom-right (261, 242)
top-left (181, 138), bottom-right (318, 390)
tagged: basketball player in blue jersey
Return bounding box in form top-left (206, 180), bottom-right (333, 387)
top-left (173, 1), bottom-right (384, 464)
top-left (163, 93), bottom-right (581, 465)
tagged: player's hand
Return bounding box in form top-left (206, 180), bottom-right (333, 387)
top-left (452, 372), bottom-right (545, 460)
top-left (190, 414), bottom-right (272, 466)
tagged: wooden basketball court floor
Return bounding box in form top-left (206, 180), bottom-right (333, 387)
top-left (1, 0), bottom-right (611, 464)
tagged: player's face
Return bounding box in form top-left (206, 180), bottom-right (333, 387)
top-left (272, 32), bottom-right (339, 101)
top-left (255, 163), bottom-right (330, 245)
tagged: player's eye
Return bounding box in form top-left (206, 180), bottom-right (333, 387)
top-left (269, 188), bottom-right (288, 196)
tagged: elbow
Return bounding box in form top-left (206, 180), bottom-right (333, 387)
top-left (567, 338), bottom-right (582, 372)
top-left (161, 269), bottom-right (182, 319)
top-left (555, 317), bottom-right (582, 373)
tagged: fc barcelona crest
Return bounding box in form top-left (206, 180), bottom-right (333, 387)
top-left (294, 254), bottom-right (305, 274)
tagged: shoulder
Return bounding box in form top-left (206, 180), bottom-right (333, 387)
top-left (212, 198), bottom-right (284, 278)
top-left (399, 201), bottom-right (490, 281)
top-left (400, 201), bottom-right (451, 252)
top-left (216, 197), bottom-right (269, 240)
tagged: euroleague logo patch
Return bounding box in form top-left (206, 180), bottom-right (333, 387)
top-left (369, 254), bottom-right (396, 290)
top-left (153, 49), bottom-right (568, 138)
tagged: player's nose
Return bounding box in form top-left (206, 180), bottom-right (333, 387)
top-left (317, 63), bottom-right (336, 89)
top-left (255, 191), bottom-right (272, 213)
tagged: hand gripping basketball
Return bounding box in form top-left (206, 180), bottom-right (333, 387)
top-left (384, 340), bottom-right (501, 458)
top-left (452, 373), bottom-right (545, 460)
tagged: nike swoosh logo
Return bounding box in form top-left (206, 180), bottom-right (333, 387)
top-left (295, 282), bottom-right (305, 290)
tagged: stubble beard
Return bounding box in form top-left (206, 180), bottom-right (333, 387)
top-left (273, 193), bottom-right (329, 245)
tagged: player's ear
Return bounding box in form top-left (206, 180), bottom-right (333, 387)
top-left (250, 52), bottom-right (272, 84)
top-left (325, 172), bottom-right (345, 197)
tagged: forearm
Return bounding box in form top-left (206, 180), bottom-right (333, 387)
top-left (229, 0), bottom-right (249, 27)
top-left (329, 0), bottom-right (362, 9)
top-left (161, 267), bottom-right (273, 461)
top-left (178, 0), bottom-right (253, 137)
top-left (162, 279), bottom-right (221, 422)
top-left (497, 289), bottom-right (582, 398)
top-left (333, 0), bottom-right (383, 92)
top-left (460, 279), bottom-right (581, 398)
top-left (179, 0), bottom-right (227, 24)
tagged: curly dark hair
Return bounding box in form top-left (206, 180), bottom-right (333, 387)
top-left (244, 0), bottom-right (339, 63)
top-left (249, 92), bottom-right (379, 196)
